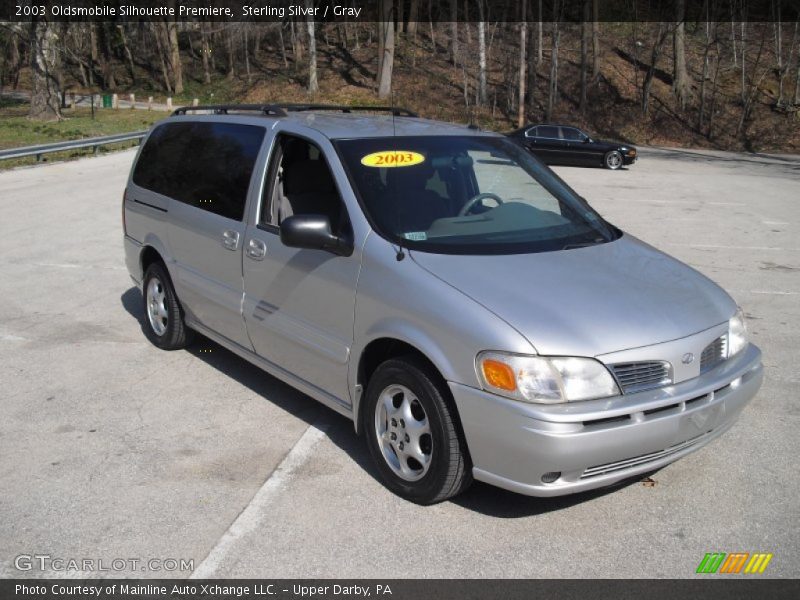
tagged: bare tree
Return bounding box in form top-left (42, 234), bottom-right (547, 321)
top-left (794, 22), bottom-right (800, 105)
top-left (476, 0), bottom-right (487, 105)
top-left (580, 0), bottom-right (590, 112)
top-left (518, 1), bottom-right (527, 127)
top-left (29, 19), bottom-right (61, 120)
top-left (546, 3), bottom-right (562, 121)
top-left (377, 0), bottom-right (395, 99)
top-left (167, 18), bottom-right (183, 94)
top-left (672, 0), bottom-right (691, 109)
top-left (592, 0), bottom-right (600, 80)
top-left (307, 2), bottom-right (319, 93)
top-left (117, 25), bottom-right (136, 86)
top-left (450, 2), bottom-right (458, 66)
top-left (407, 0), bottom-right (419, 37)
top-left (200, 23), bottom-right (211, 84)
top-left (642, 22), bottom-right (670, 117)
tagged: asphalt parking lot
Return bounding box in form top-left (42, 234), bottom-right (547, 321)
top-left (1, 145), bottom-right (798, 579)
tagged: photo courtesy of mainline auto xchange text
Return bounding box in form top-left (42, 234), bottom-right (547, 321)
top-left (0, 0), bottom-right (798, 598)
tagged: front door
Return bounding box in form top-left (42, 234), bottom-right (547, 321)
top-left (242, 132), bottom-right (360, 405)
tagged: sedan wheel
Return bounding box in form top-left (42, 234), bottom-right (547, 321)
top-left (605, 150), bottom-right (623, 170)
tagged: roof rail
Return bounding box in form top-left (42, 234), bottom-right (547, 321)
top-left (276, 104), bottom-right (419, 117)
top-left (172, 104), bottom-right (288, 117)
top-left (171, 103), bottom-right (419, 118)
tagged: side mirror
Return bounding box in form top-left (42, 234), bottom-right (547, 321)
top-left (583, 137), bottom-right (592, 143)
top-left (280, 214), bottom-right (353, 256)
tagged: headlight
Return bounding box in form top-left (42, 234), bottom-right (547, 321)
top-left (476, 351), bottom-right (620, 404)
top-left (728, 308), bottom-right (748, 357)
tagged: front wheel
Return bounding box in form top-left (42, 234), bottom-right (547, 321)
top-left (363, 356), bottom-right (472, 504)
top-left (604, 150), bottom-right (623, 170)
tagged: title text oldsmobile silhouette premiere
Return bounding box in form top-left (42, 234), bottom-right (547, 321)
top-left (123, 104), bottom-right (763, 504)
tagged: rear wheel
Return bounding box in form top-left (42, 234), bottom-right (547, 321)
top-left (604, 150), bottom-right (623, 170)
top-left (142, 262), bottom-right (193, 350)
top-left (363, 356), bottom-right (472, 504)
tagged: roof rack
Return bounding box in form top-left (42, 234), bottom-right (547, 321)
top-left (277, 104), bottom-right (418, 117)
top-left (172, 104), bottom-right (288, 116)
top-left (171, 103), bottom-right (418, 118)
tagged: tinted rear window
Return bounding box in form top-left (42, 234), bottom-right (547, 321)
top-left (133, 122), bottom-right (265, 221)
top-left (536, 126), bottom-right (560, 138)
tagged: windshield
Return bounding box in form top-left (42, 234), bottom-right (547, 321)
top-left (335, 135), bottom-right (619, 255)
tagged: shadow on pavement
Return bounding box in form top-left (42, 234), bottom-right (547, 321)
top-left (121, 286), bottom-right (647, 517)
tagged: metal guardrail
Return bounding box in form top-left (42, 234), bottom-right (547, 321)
top-left (0, 130), bottom-right (147, 162)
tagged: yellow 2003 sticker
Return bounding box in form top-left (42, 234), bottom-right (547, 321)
top-left (361, 150), bottom-right (425, 168)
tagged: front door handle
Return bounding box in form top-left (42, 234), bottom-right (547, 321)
top-left (245, 238), bottom-right (267, 260)
top-left (222, 229), bottom-right (240, 251)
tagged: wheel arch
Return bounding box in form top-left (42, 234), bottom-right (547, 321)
top-left (352, 333), bottom-right (460, 437)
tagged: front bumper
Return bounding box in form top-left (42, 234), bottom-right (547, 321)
top-left (450, 343), bottom-right (762, 497)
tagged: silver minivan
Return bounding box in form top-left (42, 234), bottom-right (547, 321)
top-left (123, 104), bottom-right (763, 504)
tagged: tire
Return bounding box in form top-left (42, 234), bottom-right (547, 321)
top-left (604, 150), bottom-right (623, 170)
top-left (142, 262), bottom-right (193, 350)
top-left (363, 355), bottom-right (472, 504)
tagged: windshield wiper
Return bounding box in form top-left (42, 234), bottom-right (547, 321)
top-left (562, 239), bottom-right (604, 250)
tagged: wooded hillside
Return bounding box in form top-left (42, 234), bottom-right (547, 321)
top-left (2, 3), bottom-right (800, 153)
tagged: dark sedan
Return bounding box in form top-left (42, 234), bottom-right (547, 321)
top-left (508, 124), bottom-right (637, 170)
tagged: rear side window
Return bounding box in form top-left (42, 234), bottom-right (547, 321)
top-left (536, 126), bottom-right (560, 139)
top-left (133, 122), bottom-right (265, 221)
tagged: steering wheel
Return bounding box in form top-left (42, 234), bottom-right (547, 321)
top-left (458, 192), bottom-right (504, 216)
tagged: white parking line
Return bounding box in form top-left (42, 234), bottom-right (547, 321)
top-left (189, 422), bottom-right (328, 578)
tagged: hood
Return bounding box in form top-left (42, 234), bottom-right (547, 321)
top-left (410, 234), bottom-right (735, 357)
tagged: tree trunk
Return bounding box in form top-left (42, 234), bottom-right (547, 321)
top-left (89, 23), bottom-right (99, 87)
top-left (153, 24), bottom-right (172, 93)
top-left (244, 27), bottom-right (252, 85)
top-left (699, 21), bottom-right (712, 130)
top-left (672, 0), bottom-right (690, 109)
top-left (227, 28), bottom-right (236, 79)
top-left (278, 24), bottom-right (289, 68)
top-left (407, 0), bottom-right (419, 37)
top-left (99, 24), bottom-right (116, 90)
top-left (377, 0), bottom-right (395, 99)
top-left (477, 1), bottom-right (487, 105)
top-left (537, 1), bottom-right (543, 66)
top-left (591, 0), bottom-right (600, 80)
top-left (117, 25), bottom-right (136, 85)
top-left (29, 20), bottom-right (62, 121)
top-left (307, 4), bottom-right (319, 93)
top-left (547, 9), bottom-right (561, 121)
top-left (517, 2), bottom-right (527, 127)
top-left (450, 3), bottom-right (458, 66)
top-left (580, 0), bottom-right (589, 113)
top-left (167, 19), bottom-right (183, 94)
top-left (201, 24), bottom-right (211, 84)
top-left (643, 23), bottom-right (668, 117)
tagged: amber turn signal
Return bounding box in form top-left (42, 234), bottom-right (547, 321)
top-left (481, 359), bottom-right (517, 391)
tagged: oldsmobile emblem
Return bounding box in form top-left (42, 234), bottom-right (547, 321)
top-left (682, 352), bottom-right (695, 365)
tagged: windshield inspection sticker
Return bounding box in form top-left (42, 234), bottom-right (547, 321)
top-left (403, 231), bottom-right (427, 241)
top-left (361, 150), bottom-right (425, 168)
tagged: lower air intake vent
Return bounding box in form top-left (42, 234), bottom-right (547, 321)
top-left (610, 361), bottom-right (672, 394)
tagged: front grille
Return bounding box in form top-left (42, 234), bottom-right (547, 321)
top-left (700, 334), bottom-right (727, 373)
top-left (580, 434), bottom-right (707, 479)
top-left (610, 361), bottom-right (672, 394)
